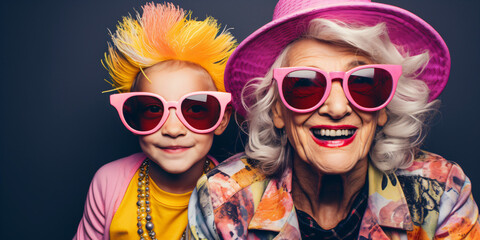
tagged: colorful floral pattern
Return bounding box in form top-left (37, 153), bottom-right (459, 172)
top-left (188, 151), bottom-right (480, 239)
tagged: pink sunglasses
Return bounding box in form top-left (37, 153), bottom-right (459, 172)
top-left (110, 91), bottom-right (231, 135)
top-left (273, 64), bottom-right (402, 113)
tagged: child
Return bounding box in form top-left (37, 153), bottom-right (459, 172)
top-left (74, 2), bottom-right (236, 239)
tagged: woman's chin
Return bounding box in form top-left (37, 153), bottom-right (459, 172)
top-left (307, 155), bottom-right (364, 175)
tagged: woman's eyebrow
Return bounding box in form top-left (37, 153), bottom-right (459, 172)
top-left (347, 60), bottom-right (368, 69)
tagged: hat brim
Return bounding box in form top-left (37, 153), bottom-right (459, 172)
top-left (225, 2), bottom-right (450, 116)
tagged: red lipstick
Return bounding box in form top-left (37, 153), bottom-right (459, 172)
top-left (310, 125), bottom-right (357, 148)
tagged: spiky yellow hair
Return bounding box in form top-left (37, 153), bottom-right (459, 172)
top-left (103, 2), bottom-right (237, 92)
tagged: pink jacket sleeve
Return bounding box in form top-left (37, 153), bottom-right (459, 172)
top-left (73, 153), bottom-right (145, 240)
top-left (74, 167), bottom-right (109, 240)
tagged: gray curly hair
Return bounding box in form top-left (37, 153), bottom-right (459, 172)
top-left (242, 18), bottom-right (439, 176)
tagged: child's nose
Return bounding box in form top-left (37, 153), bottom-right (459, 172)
top-left (160, 108), bottom-right (187, 137)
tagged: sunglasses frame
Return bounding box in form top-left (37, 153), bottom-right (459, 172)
top-left (110, 91), bottom-right (231, 135)
top-left (273, 64), bottom-right (402, 113)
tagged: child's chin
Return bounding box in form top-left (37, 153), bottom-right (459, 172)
top-left (166, 167), bottom-right (189, 175)
top-left (162, 161), bottom-right (197, 175)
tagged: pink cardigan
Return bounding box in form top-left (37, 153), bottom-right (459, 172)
top-left (73, 153), bottom-right (218, 240)
top-left (74, 153), bottom-right (145, 240)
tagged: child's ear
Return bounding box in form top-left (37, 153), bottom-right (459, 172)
top-left (214, 105), bottom-right (232, 135)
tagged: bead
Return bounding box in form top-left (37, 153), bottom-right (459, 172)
top-left (145, 222), bottom-right (154, 231)
top-left (136, 159), bottom-right (162, 240)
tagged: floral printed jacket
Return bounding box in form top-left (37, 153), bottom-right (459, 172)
top-left (188, 151), bottom-right (480, 239)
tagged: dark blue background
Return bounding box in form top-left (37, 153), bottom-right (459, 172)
top-left (1, 0), bottom-right (479, 239)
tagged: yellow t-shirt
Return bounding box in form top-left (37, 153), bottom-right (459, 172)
top-left (110, 168), bottom-right (192, 239)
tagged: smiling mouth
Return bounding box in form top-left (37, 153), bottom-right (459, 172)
top-left (160, 146), bottom-right (190, 150)
top-left (311, 128), bottom-right (356, 141)
top-left (158, 145), bottom-right (192, 154)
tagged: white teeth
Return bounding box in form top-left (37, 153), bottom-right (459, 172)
top-left (312, 129), bottom-right (355, 137)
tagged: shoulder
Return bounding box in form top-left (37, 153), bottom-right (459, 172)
top-left (396, 150), bottom-right (464, 185)
top-left (74, 153), bottom-right (146, 239)
top-left (395, 151), bottom-right (474, 225)
top-left (395, 150), bottom-right (470, 194)
top-left (396, 151), bottom-right (480, 238)
top-left (205, 152), bottom-right (267, 188)
top-left (198, 152), bottom-right (268, 209)
top-left (92, 152), bottom-right (146, 187)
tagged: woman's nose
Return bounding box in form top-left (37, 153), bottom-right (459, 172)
top-left (318, 80), bottom-right (352, 119)
top-left (160, 108), bottom-right (187, 137)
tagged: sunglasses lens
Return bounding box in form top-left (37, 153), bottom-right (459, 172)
top-left (282, 70), bottom-right (327, 110)
top-left (348, 67), bottom-right (393, 109)
top-left (123, 96), bottom-right (164, 132)
top-left (181, 94), bottom-right (221, 130)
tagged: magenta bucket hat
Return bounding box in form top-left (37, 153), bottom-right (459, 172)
top-left (225, 0), bottom-right (450, 116)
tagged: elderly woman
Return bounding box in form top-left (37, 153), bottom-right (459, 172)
top-left (188, 0), bottom-right (480, 239)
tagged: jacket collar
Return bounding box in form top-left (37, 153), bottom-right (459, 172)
top-left (247, 166), bottom-right (295, 232)
top-left (366, 164), bottom-right (413, 230)
top-left (245, 163), bottom-right (413, 233)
